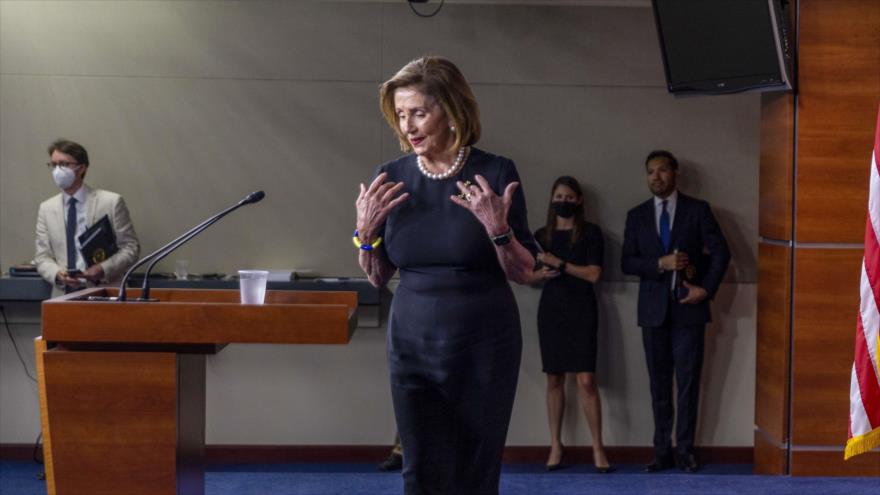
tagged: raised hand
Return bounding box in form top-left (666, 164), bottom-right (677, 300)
top-left (356, 172), bottom-right (409, 242)
top-left (450, 174), bottom-right (519, 236)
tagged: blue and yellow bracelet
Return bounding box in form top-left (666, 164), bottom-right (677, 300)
top-left (352, 229), bottom-right (383, 251)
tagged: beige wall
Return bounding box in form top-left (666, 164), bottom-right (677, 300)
top-left (0, 1), bottom-right (758, 447)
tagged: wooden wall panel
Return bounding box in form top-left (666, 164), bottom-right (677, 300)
top-left (755, 242), bottom-right (792, 443)
top-left (791, 450), bottom-right (880, 477)
top-left (753, 430), bottom-right (787, 475)
top-left (759, 93), bottom-right (794, 240)
top-left (795, 0), bottom-right (880, 243)
top-left (791, 248), bottom-right (862, 445)
top-left (757, 0), bottom-right (879, 475)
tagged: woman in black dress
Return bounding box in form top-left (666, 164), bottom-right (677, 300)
top-left (354, 56), bottom-right (537, 495)
top-left (529, 176), bottom-right (611, 473)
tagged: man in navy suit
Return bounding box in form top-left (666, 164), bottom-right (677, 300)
top-left (621, 150), bottom-right (730, 473)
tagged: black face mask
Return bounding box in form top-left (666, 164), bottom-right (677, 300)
top-left (552, 201), bottom-right (577, 218)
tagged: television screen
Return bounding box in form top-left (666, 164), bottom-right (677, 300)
top-left (652, 0), bottom-right (793, 96)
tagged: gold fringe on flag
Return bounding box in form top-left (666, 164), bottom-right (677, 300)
top-left (844, 332), bottom-right (880, 460)
top-left (845, 427), bottom-right (880, 459)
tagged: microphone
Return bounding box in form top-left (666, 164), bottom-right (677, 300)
top-left (115, 191), bottom-right (266, 302)
top-left (670, 248), bottom-right (679, 290)
top-left (241, 190), bottom-right (265, 205)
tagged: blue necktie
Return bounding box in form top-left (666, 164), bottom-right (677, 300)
top-left (659, 199), bottom-right (671, 252)
top-left (66, 197), bottom-right (77, 270)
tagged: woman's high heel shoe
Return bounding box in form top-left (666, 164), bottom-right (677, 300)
top-left (546, 445), bottom-right (566, 471)
top-left (594, 450), bottom-right (614, 473)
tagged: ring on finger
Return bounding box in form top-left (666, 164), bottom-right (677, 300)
top-left (465, 193), bottom-right (473, 201)
top-left (463, 180), bottom-right (481, 192)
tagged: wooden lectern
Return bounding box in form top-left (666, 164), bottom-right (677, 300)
top-left (35, 287), bottom-right (357, 495)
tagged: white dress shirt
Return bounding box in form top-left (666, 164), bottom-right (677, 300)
top-left (653, 189), bottom-right (679, 236)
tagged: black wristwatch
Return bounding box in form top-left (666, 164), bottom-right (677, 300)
top-left (557, 260), bottom-right (567, 273)
top-left (490, 228), bottom-right (514, 246)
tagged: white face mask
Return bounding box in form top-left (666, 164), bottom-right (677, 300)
top-left (52, 166), bottom-right (77, 190)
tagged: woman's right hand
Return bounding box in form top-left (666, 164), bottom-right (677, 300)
top-left (356, 172), bottom-right (409, 241)
top-left (537, 252), bottom-right (564, 270)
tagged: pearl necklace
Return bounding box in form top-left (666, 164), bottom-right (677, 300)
top-left (417, 147), bottom-right (469, 180)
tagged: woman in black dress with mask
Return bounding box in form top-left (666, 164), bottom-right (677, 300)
top-left (529, 176), bottom-right (611, 473)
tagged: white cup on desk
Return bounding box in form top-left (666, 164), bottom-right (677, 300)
top-left (238, 270), bottom-right (269, 304)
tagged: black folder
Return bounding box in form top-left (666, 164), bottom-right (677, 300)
top-left (78, 215), bottom-right (118, 267)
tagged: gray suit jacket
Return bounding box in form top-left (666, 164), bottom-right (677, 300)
top-left (35, 184), bottom-right (140, 287)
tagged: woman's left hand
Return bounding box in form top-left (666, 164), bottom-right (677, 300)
top-left (450, 174), bottom-right (519, 236)
top-left (537, 252), bottom-right (563, 269)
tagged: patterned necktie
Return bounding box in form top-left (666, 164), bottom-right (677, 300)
top-left (659, 199), bottom-right (671, 252)
top-left (66, 197), bottom-right (78, 270)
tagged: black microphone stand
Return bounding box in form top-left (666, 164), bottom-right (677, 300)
top-left (138, 212), bottom-right (231, 301)
top-left (115, 191), bottom-right (265, 302)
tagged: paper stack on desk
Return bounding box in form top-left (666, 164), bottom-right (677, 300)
top-left (267, 270), bottom-right (295, 282)
top-left (9, 264), bottom-right (40, 277)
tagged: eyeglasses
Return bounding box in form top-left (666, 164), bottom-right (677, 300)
top-left (46, 161), bottom-right (80, 170)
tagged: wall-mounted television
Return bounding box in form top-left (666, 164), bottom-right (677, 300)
top-left (651, 0), bottom-right (794, 96)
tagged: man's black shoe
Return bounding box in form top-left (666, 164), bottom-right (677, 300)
top-left (644, 455), bottom-right (674, 472)
top-left (378, 452), bottom-right (403, 472)
top-left (676, 453), bottom-right (700, 473)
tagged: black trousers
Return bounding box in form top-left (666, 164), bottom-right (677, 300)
top-left (641, 307), bottom-right (706, 457)
top-left (389, 283), bottom-right (521, 495)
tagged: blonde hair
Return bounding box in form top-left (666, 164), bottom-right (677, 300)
top-left (379, 56), bottom-right (481, 153)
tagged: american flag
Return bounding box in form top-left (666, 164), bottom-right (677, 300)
top-left (846, 105), bottom-right (880, 460)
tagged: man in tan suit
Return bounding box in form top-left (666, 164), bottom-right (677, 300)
top-left (35, 139), bottom-right (140, 292)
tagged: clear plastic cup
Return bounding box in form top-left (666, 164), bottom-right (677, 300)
top-left (174, 259), bottom-right (189, 280)
top-left (238, 270), bottom-right (269, 304)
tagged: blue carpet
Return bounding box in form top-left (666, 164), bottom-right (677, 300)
top-left (2, 461), bottom-right (877, 495)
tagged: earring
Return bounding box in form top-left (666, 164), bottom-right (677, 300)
top-left (449, 125), bottom-right (456, 133)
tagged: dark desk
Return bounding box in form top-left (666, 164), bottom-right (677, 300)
top-left (0, 276), bottom-right (52, 301)
top-left (0, 276), bottom-right (381, 303)
top-left (0, 276), bottom-right (386, 326)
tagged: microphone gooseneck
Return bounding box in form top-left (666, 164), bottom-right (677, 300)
top-left (117, 191), bottom-right (266, 301)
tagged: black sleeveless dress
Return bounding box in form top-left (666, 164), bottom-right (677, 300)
top-left (534, 224), bottom-right (604, 373)
top-left (376, 148), bottom-right (537, 495)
